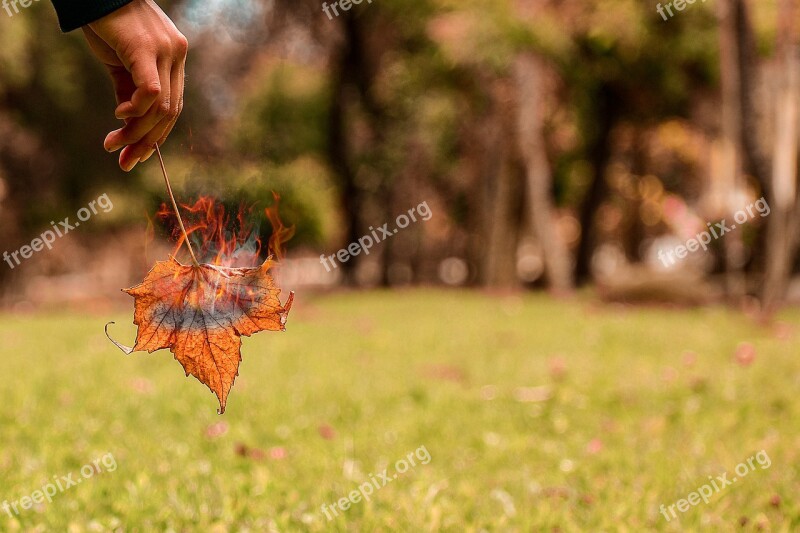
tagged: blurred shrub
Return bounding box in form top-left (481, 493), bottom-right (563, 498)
top-left (139, 155), bottom-right (342, 252)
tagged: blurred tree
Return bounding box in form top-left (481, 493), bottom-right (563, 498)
top-left (514, 54), bottom-right (573, 292)
top-left (717, 0), bottom-right (747, 300)
top-left (762, 0), bottom-right (799, 312)
top-left (1, 0), bottom-right (795, 304)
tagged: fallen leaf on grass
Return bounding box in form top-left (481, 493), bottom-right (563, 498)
top-left (106, 257), bottom-right (293, 414)
top-left (235, 443), bottom-right (268, 460)
top-left (318, 424), bottom-right (336, 440)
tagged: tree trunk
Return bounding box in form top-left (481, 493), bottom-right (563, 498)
top-left (513, 54), bottom-right (573, 293)
top-left (327, 51), bottom-right (360, 286)
top-left (326, 12), bottom-right (388, 286)
top-left (737, 0), bottom-right (772, 197)
top-left (761, 0), bottom-right (799, 313)
top-left (717, 0), bottom-right (747, 301)
top-left (480, 81), bottom-right (522, 288)
top-left (574, 83), bottom-right (616, 285)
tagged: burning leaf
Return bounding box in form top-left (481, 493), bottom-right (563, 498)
top-left (108, 147), bottom-right (294, 414)
top-left (107, 257), bottom-right (293, 414)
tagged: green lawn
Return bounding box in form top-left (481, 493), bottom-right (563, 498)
top-left (1, 291), bottom-right (798, 531)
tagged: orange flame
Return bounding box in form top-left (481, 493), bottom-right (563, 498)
top-left (264, 192), bottom-right (295, 262)
top-left (155, 193), bottom-right (293, 267)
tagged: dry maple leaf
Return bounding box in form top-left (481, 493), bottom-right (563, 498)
top-left (106, 257), bottom-right (293, 414)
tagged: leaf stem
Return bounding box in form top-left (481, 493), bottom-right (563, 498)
top-left (155, 144), bottom-right (200, 267)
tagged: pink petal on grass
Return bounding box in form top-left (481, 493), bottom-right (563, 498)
top-left (549, 357), bottom-right (567, 380)
top-left (734, 342), bottom-right (756, 366)
top-left (270, 446), bottom-right (288, 460)
top-left (513, 386), bottom-right (553, 403)
top-left (129, 378), bottom-right (155, 395)
top-left (586, 438), bottom-right (603, 454)
top-left (774, 322), bottom-right (793, 341)
top-left (205, 422), bottom-right (229, 439)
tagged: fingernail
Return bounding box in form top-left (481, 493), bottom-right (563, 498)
top-left (105, 131), bottom-right (124, 152)
top-left (139, 149), bottom-right (155, 163)
top-left (105, 139), bottom-right (124, 152)
top-left (122, 158), bottom-right (139, 172)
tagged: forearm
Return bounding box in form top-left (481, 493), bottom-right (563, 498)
top-left (50, 0), bottom-right (135, 32)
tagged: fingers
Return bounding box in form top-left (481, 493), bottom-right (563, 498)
top-left (106, 57), bottom-right (171, 163)
top-left (117, 55), bottom-right (186, 171)
top-left (157, 52), bottom-right (186, 146)
top-left (142, 60), bottom-right (185, 163)
top-left (113, 56), bottom-right (161, 119)
top-left (118, 114), bottom-right (168, 170)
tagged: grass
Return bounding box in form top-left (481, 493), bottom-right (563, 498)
top-left (1, 290), bottom-right (799, 531)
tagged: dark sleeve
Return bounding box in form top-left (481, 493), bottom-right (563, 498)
top-left (50, 0), bottom-right (135, 32)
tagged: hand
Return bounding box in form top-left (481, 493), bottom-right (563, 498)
top-left (81, 0), bottom-right (188, 172)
